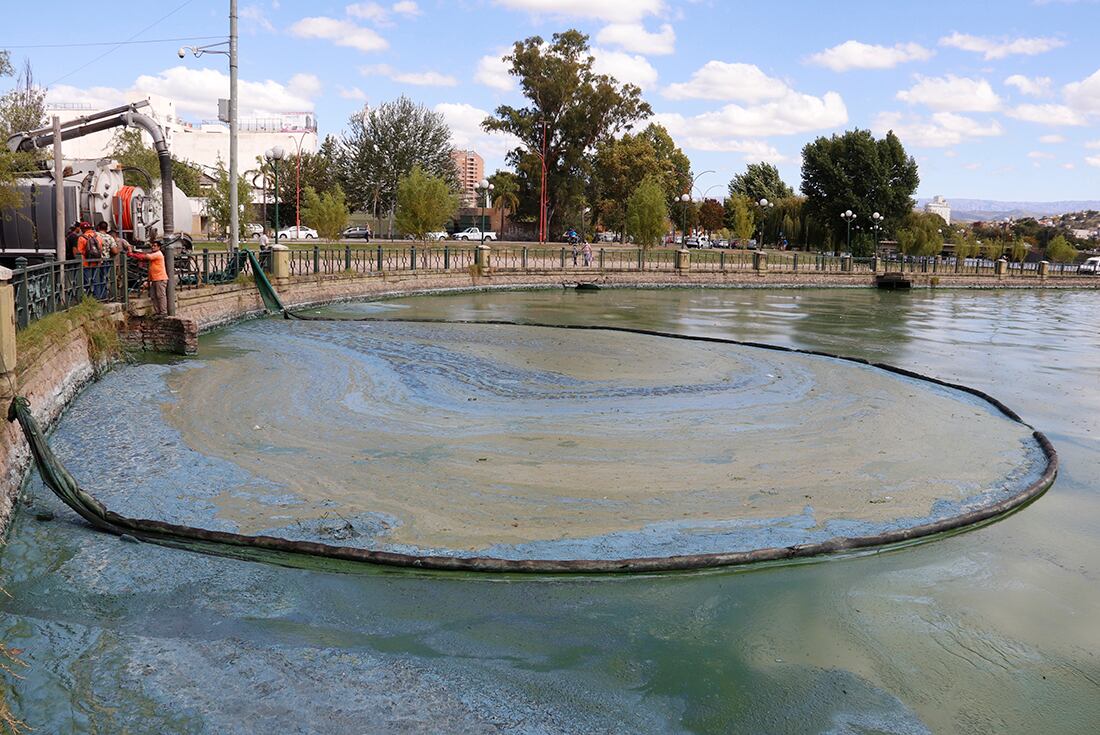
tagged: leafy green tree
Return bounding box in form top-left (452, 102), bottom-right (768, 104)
top-left (728, 162), bottom-right (793, 203)
top-left (0, 57), bottom-right (46, 194)
top-left (625, 176), bottom-right (668, 248)
top-left (482, 30), bottom-right (651, 232)
top-left (205, 159), bottom-right (253, 239)
top-left (592, 123), bottom-right (690, 234)
top-left (301, 185), bottom-right (348, 239)
top-left (395, 165), bottom-right (458, 241)
top-left (724, 195), bottom-right (756, 241)
top-left (982, 239), bottom-right (1005, 260)
top-left (0, 51), bottom-right (21, 211)
top-left (800, 129), bottom-right (919, 245)
top-left (698, 199), bottom-right (724, 234)
top-left (339, 97), bottom-right (456, 220)
top-left (1009, 240), bottom-right (1029, 263)
top-left (895, 212), bottom-right (943, 256)
top-left (488, 170), bottom-right (520, 237)
top-left (1046, 234), bottom-right (1077, 263)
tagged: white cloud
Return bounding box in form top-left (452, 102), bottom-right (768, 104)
top-left (663, 62), bottom-right (789, 102)
top-left (288, 73), bottom-right (322, 98)
top-left (1062, 162), bottom-right (1076, 170)
top-left (434, 102), bottom-right (521, 158)
top-left (492, 0), bottom-right (662, 22)
top-left (346, 2), bottom-right (389, 22)
top-left (1027, 150), bottom-right (1055, 159)
top-left (1007, 103), bottom-right (1086, 126)
top-left (940, 32), bottom-right (1067, 59)
top-left (590, 48), bottom-right (658, 90)
top-left (289, 16), bottom-right (388, 52)
top-left (944, 149), bottom-right (958, 158)
top-left (339, 86), bottom-right (367, 100)
top-left (360, 64), bottom-right (458, 86)
top-left (1064, 68), bottom-right (1100, 116)
top-left (475, 49), bottom-right (514, 91)
top-left (963, 162), bottom-right (982, 170)
top-left (392, 1), bottom-right (421, 16)
top-left (807, 41), bottom-right (933, 71)
top-left (240, 4), bottom-right (274, 32)
top-left (896, 74), bottom-right (1001, 112)
top-left (1004, 74), bottom-right (1052, 97)
top-left (1087, 155), bottom-right (1100, 168)
top-left (653, 91), bottom-right (847, 152)
top-left (596, 23), bottom-right (675, 55)
top-left (48, 66), bottom-right (319, 119)
top-left (874, 111), bottom-right (1003, 147)
top-left (1040, 134), bottom-right (1066, 143)
top-left (1087, 140), bottom-right (1100, 149)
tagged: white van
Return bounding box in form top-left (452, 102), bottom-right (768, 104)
top-left (1079, 256), bottom-right (1100, 275)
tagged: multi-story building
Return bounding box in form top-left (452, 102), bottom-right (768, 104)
top-left (924, 195), bottom-right (951, 225)
top-left (44, 94), bottom-right (318, 177)
top-left (451, 149), bottom-right (484, 207)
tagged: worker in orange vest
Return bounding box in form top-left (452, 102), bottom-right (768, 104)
top-left (76, 222), bottom-right (105, 298)
top-left (127, 239), bottom-right (169, 315)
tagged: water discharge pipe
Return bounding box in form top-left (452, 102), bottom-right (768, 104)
top-left (6, 102), bottom-right (175, 235)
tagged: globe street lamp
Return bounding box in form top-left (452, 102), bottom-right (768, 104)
top-left (477, 179), bottom-right (494, 244)
top-left (758, 198), bottom-right (774, 248)
top-left (264, 146), bottom-right (286, 243)
top-left (680, 193), bottom-right (691, 244)
top-left (840, 210), bottom-right (857, 254)
top-left (871, 211), bottom-right (883, 255)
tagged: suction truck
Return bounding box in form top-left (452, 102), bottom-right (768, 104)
top-left (1, 100), bottom-right (191, 264)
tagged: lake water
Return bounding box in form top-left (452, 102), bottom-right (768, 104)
top-left (1, 287), bottom-right (1097, 733)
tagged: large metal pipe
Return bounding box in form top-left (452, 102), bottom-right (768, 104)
top-left (7, 105), bottom-right (176, 236)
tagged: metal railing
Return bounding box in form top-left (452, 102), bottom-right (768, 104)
top-left (12, 255), bottom-right (123, 329)
top-left (10, 246), bottom-right (1089, 331)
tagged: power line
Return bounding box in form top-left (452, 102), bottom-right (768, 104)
top-left (46, 0), bottom-right (199, 87)
top-left (3, 35), bottom-right (224, 50)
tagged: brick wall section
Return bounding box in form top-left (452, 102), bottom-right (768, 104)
top-left (0, 305), bottom-right (123, 532)
top-left (121, 316), bottom-right (198, 355)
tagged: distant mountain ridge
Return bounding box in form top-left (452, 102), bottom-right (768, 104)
top-left (916, 198), bottom-right (1100, 222)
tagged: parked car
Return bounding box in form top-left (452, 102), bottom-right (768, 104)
top-left (341, 226), bottom-right (371, 239)
top-left (713, 238), bottom-right (730, 249)
top-left (277, 226), bottom-right (318, 240)
top-left (596, 231), bottom-right (618, 243)
top-left (427, 231), bottom-right (450, 241)
top-left (452, 227), bottom-right (497, 241)
top-left (1079, 256), bottom-right (1100, 274)
top-left (246, 223), bottom-right (264, 238)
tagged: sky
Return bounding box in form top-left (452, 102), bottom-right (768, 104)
top-left (3, 0), bottom-right (1099, 203)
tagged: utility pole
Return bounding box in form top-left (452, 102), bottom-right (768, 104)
top-left (229, 0), bottom-right (239, 252)
top-left (52, 117), bottom-right (64, 265)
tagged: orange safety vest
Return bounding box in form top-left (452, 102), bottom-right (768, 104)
top-left (129, 250), bottom-right (168, 282)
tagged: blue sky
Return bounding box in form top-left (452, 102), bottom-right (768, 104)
top-left (4, 0), bottom-right (1099, 202)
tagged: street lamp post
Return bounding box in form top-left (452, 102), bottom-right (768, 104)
top-left (179, 0), bottom-right (238, 250)
top-left (871, 212), bottom-right (883, 256)
top-left (287, 131), bottom-right (309, 233)
top-left (265, 146), bottom-right (285, 243)
top-left (478, 179), bottom-right (494, 244)
top-left (680, 193), bottom-right (691, 244)
top-left (757, 198), bottom-right (774, 248)
top-left (840, 210), bottom-right (857, 255)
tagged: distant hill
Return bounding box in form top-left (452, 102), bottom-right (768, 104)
top-left (916, 198), bottom-right (1100, 222)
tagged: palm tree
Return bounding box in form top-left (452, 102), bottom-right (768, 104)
top-left (489, 172), bottom-right (519, 240)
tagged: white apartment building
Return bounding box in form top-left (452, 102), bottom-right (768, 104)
top-left (45, 94), bottom-right (318, 178)
top-left (924, 195), bottom-right (951, 225)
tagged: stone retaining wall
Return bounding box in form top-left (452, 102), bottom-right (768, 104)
top-left (0, 304), bottom-right (123, 531)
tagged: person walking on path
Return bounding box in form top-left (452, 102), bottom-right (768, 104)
top-left (258, 229), bottom-right (270, 249)
top-left (127, 239), bottom-right (169, 315)
top-left (582, 241), bottom-right (593, 267)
